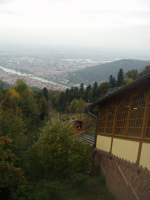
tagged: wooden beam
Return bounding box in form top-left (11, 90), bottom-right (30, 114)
top-left (124, 96), bottom-right (133, 136)
top-left (94, 113), bottom-right (99, 148)
top-left (96, 132), bottom-right (150, 143)
top-left (104, 107), bottom-right (108, 134)
top-left (110, 105), bottom-right (118, 153)
top-left (136, 92), bottom-right (150, 164)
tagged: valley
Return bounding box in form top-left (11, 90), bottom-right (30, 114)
top-left (0, 53), bottom-right (100, 89)
top-left (0, 52), bottom-right (150, 90)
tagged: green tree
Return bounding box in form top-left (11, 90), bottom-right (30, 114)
top-left (117, 68), bottom-right (124, 86)
top-left (140, 65), bottom-right (150, 76)
top-left (27, 120), bottom-right (91, 180)
top-left (57, 92), bottom-right (66, 112)
top-left (15, 81), bottom-right (39, 133)
top-left (0, 136), bottom-right (25, 199)
top-left (79, 83), bottom-right (84, 98)
top-left (126, 69), bottom-right (138, 80)
top-left (109, 75), bottom-right (116, 88)
top-left (15, 80), bottom-right (29, 94)
top-left (0, 110), bottom-right (27, 150)
top-left (84, 85), bottom-right (92, 102)
top-left (69, 99), bottom-right (86, 114)
top-left (99, 82), bottom-right (109, 95)
top-left (92, 82), bottom-right (99, 101)
top-left (42, 87), bottom-right (49, 101)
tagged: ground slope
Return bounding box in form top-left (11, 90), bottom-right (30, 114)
top-left (67, 59), bottom-right (150, 85)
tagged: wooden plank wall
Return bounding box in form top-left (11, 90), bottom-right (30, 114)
top-left (96, 87), bottom-right (150, 170)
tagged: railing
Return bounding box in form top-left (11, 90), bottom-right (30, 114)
top-left (79, 133), bottom-right (95, 146)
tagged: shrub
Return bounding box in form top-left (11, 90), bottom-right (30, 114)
top-left (27, 120), bottom-right (92, 181)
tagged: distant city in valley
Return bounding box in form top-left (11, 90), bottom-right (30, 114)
top-left (0, 48), bottom-right (150, 90)
top-left (0, 49), bottom-right (100, 90)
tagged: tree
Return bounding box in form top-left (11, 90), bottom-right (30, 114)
top-left (79, 83), bottom-right (84, 98)
top-left (109, 75), bottom-right (116, 88)
top-left (38, 95), bottom-right (49, 120)
top-left (99, 82), bottom-right (109, 95)
top-left (2, 88), bottom-right (21, 112)
top-left (42, 87), bottom-right (49, 101)
top-left (15, 81), bottom-right (39, 132)
top-left (84, 85), bottom-right (92, 102)
top-left (117, 68), bottom-right (124, 86)
top-left (140, 65), bottom-right (150, 76)
top-left (0, 136), bottom-right (25, 199)
top-left (126, 69), bottom-right (138, 80)
top-left (68, 99), bottom-right (86, 114)
top-left (57, 92), bottom-right (66, 112)
top-left (27, 120), bottom-right (92, 180)
top-left (15, 79), bottom-right (29, 95)
top-left (0, 109), bottom-right (27, 150)
top-left (92, 82), bottom-right (99, 101)
top-left (2, 80), bottom-right (51, 146)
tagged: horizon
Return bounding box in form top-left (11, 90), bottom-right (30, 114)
top-left (0, 45), bottom-right (150, 61)
top-left (0, 0), bottom-right (150, 58)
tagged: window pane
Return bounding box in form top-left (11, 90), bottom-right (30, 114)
top-left (115, 102), bottom-right (128, 135)
top-left (127, 93), bottom-right (145, 137)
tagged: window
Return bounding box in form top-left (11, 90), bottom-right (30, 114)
top-left (115, 101), bottom-right (128, 135)
top-left (98, 91), bottom-right (149, 138)
top-left (98, 104), bottom-right (116, 135)
top-left (127, 94), bottom-right (145, 137)
top-left (105, 106), bottom-right (115, 134)
top-left (145, 116), bottom-right (150, 137)
top-left (98, 107), bottom-right (107, 133)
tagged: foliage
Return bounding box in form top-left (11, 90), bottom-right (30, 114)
top-left (14, 181), bottom-right (65, 200)
top-left (117, 68), bottom-right (124, 86)
top-left (140, 65), bottom-right (150, 76)
top-left (14, 176), bottom-right (114, 200)
top-left (126, 69), bottom-right (138, 80)
top-left (68, 99), bottom-right (86, 113)
top-left (99, 81), bottom-right (109, 95)
top-left (0, 80), bottom-right (50, 146)
top-left (0, 136), bottom-right (25, 199)
top-left (27, 120), bottom-right (92, 180)
top-left (3, 63), bottom-right (150, 199)
top-left (109, 75), bottom-right (116, 88)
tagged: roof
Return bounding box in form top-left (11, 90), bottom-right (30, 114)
top-left (90, 72), bottom-right (150, 108)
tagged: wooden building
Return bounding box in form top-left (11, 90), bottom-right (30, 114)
top-left (89, 73), bottom-right (150, 200)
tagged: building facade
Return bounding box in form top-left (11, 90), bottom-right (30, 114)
top-left (90, 74), bottom-right (150, 200)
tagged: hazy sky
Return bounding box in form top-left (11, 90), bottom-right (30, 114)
top-left (0, 0), bottom-right (150, 54)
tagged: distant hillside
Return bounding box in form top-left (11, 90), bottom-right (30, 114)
top-left (67, 59), bottom-right (150, 85)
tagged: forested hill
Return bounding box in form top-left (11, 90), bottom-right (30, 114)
top-left (67, 59), bottom-right (150, 85)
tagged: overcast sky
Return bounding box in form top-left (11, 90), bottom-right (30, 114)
top-left (0, 0), bottom-right (150, 55)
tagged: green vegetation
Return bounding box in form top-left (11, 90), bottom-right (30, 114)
top-left (14, 176), bottom-right (114, 200)
top-left (0, 80), bottom-right (114, 199)
top-left (27, 120), bottom-right (92, 180)
top-left (1, 64), bottom-right (149, 199)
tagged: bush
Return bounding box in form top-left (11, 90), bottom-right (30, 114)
top-left (0, 136), bottom-right (25, 200)
top-left (15, 181), bottom-right (65, 200)
top-left (27, 120), bottom-right (92, 181)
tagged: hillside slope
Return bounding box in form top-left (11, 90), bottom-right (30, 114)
top-left (67, 59), bottom-right (150, 85)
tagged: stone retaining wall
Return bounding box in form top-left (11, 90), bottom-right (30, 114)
top-left (94, 150), bottom-right (150, 200)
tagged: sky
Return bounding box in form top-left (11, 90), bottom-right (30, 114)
top-left (0, 0), bottom-right (150, 56)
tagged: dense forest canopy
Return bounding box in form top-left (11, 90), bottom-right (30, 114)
top-left (0, 79), bottom-right (95, 200)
